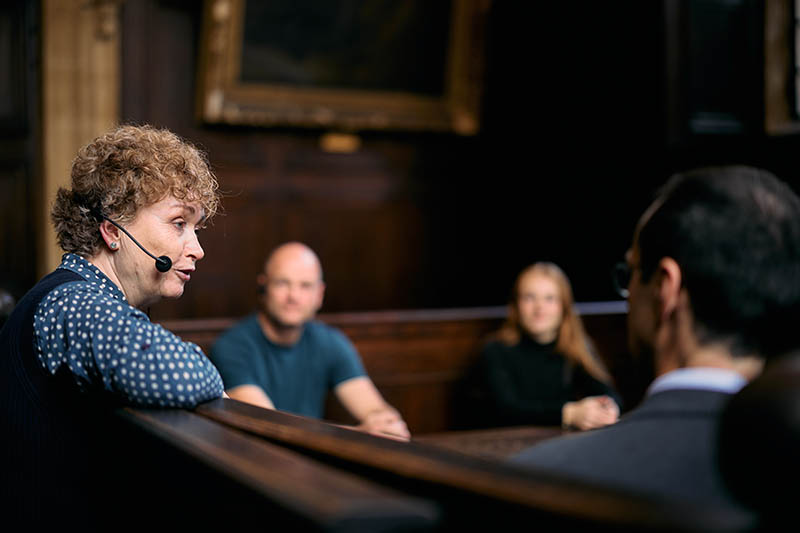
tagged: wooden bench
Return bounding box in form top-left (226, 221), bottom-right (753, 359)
top-left (159, 302), bottom-right (640, 434)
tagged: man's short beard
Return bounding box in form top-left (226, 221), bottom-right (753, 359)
top-left (262, 306), bottom-right (308, 331)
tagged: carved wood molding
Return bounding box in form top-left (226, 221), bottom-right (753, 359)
top-left (764, 0), bottom-right (800, 134)
top-left (196, 0), bottom-right (489, 134)
top-left (39, 0), bottom-right (121, 276)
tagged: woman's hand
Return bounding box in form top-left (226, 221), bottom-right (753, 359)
top-left (562, 395), bottom-right (619, 430)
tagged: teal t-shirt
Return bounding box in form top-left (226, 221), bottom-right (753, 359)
top-left (209, 314), bottom-right (366, 418)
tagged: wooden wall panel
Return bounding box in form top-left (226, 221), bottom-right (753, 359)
top-left (117, 0), bottom-right (800, 323)
top-left (0, 1), bottom-right (37, 301)
top-left (40, 0), bottom-right (120, 276)
top-left (122, 0), bottom-right (667, 322)
top-left (0, 165), bottom-right (33, 299)
top-left (160, 306), bottom-right (636, 434)
top-left (5, 0), bottom-right (800, 318)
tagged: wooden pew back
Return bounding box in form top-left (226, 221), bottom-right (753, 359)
top-left (159, 303), bottom-right (637, 434)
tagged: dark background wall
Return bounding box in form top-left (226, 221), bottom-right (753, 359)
top-left (122, 0), bottom-right (667, 321)
top-left (3, 0), bottom-right (800, 322)
top-left (0, 0), bottom-right (39, 304)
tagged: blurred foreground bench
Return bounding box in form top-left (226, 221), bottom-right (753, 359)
top-left (112, 398), bottom-right (758, 531)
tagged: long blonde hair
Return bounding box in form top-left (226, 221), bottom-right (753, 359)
top-left (496, 262), bottom-right (611, 384)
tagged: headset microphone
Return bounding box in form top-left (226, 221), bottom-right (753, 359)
top-left (101, 216), bottom-right (173, 273)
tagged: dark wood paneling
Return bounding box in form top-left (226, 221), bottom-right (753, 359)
top-left (0, 0), bottom-right (38, 301)
top-left (121, 0), bottom-right (673, 323)
top-left (0, 165), bottom-right (33, 296)
top-left (415, 425), bottom-right (565, 460)
top-left (122, 1), bottom-right (436, 320)
top-left (159, 307), bottom-right (504, 433)
top-left (119, 0), bottom-right (800, 326)
top-left (159, 304), bottom-right (639, 434)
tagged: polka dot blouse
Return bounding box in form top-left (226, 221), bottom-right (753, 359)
top-left (33, 253), bottom-right (224, 408)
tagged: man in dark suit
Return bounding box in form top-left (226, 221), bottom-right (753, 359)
top-left (511, 166), bottom-right (800, 505)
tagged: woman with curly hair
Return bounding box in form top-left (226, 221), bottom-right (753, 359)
top-left (477, 262), bottom-right (620, 430)
top-left (0, 125), bottom-right (224, 524)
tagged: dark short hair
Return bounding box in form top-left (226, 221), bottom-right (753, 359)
top-left (637, 165), bottom-right (800, 359)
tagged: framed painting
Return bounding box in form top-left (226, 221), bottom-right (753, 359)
top-left (197, 0), bottom-right (489, 134)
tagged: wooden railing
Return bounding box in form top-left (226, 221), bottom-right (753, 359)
top-left (118, 406), bottom-right (438, 531)
top-left (114, 398), bottom-right (759, 531)
top-left (159, 302), bottom-right (644, 434)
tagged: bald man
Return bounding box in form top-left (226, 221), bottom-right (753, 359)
top-left (210, 242), bottom-right (409, 440)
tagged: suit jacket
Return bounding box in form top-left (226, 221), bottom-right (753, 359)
top-left (511, 388), bottom-right (739, 506)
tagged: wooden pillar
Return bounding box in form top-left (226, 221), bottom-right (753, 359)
top-left (39, 0), bottom-right (120, 276)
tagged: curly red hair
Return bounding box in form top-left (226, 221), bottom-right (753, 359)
top-left (52, 124), bottom-right (219, 257)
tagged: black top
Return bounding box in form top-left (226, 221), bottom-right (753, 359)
top-left (475, 335), bottom-right (619, 427)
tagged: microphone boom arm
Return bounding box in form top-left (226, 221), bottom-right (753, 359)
top-left (101, 216), bottom-right (172, 273)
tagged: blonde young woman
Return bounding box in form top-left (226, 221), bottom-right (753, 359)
top-left (479, 262), bottom-right (620, 429)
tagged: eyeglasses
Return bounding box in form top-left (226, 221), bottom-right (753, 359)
top-left (612, 262), bottom-right (631, 299)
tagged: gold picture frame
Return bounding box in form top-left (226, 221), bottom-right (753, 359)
top-left (197, 0), bottom-right (489, 134)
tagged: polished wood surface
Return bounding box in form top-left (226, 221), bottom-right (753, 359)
top-left (415, 425), bottom-right (565, 460)
top-left (196, 399), bottom-right (553, 511)
top-left (191, 398), bottom-right (758, 531)
top-left (118, 407), bottom-right (439, 531)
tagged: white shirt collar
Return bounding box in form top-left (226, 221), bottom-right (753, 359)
top-left (647, 367), bottom-right (748, 397)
